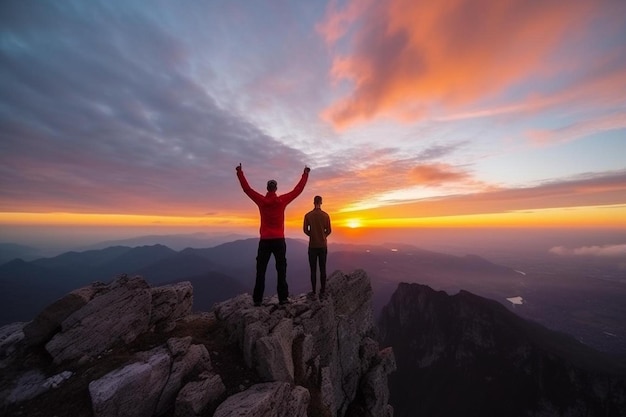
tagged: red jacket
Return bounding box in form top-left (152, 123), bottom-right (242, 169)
top-left (237, 170), bottom-right (308, 239)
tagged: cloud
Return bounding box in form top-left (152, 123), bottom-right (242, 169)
top-left (319, 0), bottom-right (626, 129)
top-left (0, 2), bottom-right (309, 216)
top-left (550, 244), bottom-right (626, 257)
top-left (409, 163), bottom-right (470, 186)
top-left (527, 113), bottom-right (626, 146)
top-left (341, 169), bottom-right (626, 217)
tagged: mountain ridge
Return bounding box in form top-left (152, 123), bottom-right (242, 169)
top-left (379, 282), bottom-right (626, 417)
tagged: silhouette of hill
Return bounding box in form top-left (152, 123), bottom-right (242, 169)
top-left (0, 244), bottom-right (244, 325)
top-left (0, 243), bottom-right (43, 264)
top-left (80, 232), bottom-right (252, 251)
top-left (0, 259), bottom-right (68, 324)
top-left (0, 239), bottom-right (311, 326)
top-left (379, 283), bottom-right (626, 417)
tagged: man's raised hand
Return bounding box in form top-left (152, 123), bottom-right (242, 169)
top-left (304, 165), bottom-right (310, 174)
top-left (236, 163), bottom-right (242, 172)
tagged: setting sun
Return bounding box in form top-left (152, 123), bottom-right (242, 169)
top-left (346, 219), bottom-right (363, 229)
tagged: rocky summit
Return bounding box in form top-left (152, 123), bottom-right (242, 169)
top-left (0, 269), bottom-right (395, 417)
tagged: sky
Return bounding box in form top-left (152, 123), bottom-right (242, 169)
top-left (1, 0), bottom-right (626, 252)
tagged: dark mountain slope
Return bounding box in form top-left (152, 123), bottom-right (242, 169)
top-left (379, 283), bottom-right (626, 417)
top-left (0, 260), bottom-right (67, 324)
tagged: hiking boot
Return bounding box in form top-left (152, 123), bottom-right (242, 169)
top-left (254, 300), bottom-right (262, 307)
top-left (279, 298), bottom-right (291, 305)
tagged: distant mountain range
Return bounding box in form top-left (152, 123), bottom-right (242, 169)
top-left (1, 237), bottom-right (624, 356)
top-left (379, 283), bottom-right (626, 417)
top-left (0, 243), bottom-right (44, 264)
top-left (0, 239), bottom-right (521, 326)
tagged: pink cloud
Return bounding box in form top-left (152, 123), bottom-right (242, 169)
top-left (527, 113), bottom-right (626, 146)
top-left (409, 163), bottom-right (470, 186)
top-left (319, 0), bottom-right (621, 129)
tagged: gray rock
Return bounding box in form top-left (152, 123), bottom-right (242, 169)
top-left (0, 322), bottom-right (26, 360)
top-left (255, 318), bottom-right (294, 382)
top-left (155, 342), bottom-right (213, 415)
top-left (213, 382), bottom-right (308, 417)
top-left (175, 372), bottom-right (226, 417)
top-left (46, 276), bottom-right (152, 364)
top-left (213, 270), bottom-right (395, 417)
top-left (150, 281), bottom-right (193, 331)
top-left (3, 370), bottom-right (46, 405)
top-left (167, 336), bottom-right (193, 357)
top-left (360, 347), bottom-right (396, 417)
top-left (89, 351), bottom-right (171, 417)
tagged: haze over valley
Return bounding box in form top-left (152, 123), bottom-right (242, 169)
top-left (2, 228), bottom-right (624, 357)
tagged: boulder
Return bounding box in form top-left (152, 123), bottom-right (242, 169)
top-left (0, 322), bottom-right (26, 360)
top-left (255, 318), bottom-right (294, 382)
top-left (175, 371), bottom-right (226, 417)
top-left (213, 382), bottom-right (309, 417)
top-left (89, 350), bottom-right (172, 417)
top-left (46, 276), bottom-right (152, 364)
top-left (155, 340), bottom-right (213, 415)
top-left (150, 282), bottom-right (193, 331)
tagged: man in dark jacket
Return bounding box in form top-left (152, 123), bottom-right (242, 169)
top-left (236, 163), bottom-right (309, 306)
top-left (303, 195), bottom-right (332, 298)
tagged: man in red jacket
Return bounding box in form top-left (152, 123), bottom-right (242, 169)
top-left (236, 163), bottom-right (310, 306)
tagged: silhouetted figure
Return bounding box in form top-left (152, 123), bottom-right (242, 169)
top-left (236, 163), bottom-right (309, 306)
top-left (303, 195), bottom-right (331, 298)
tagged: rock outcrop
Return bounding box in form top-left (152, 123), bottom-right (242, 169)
top-left (212, 269), bottom-right (396, 417)
top-left (0, 269), bottom-right (395, 417)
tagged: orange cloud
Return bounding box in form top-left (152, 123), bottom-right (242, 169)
top-left (320, 0), bottom-right (602, 129)
top-left (409, 163), bottom-right (469, 186)
top-left (338, 170), bottom-right (626, 220)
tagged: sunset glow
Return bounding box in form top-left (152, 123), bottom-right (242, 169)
top-left (1, 1), bottom-right (625, 248)
top-left (346, 219), bottom-right (363, 229)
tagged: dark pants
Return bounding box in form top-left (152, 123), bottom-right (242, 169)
top-left (308, 247), bottom-right (328, 294)
top-left (254, 238), bottom-right (288, 303)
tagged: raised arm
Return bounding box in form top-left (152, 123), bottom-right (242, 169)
top-left (236, 164), bottom-right (264, 204)
top-left (281, 166), bottom-right (310, 205)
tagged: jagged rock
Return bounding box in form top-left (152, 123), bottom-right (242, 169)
top-left (23, 284), bottom-right (103, 347)
top-left (0, 322), bottom-right (25, 361)
top-left (45, 276), bottom-right (152, 364)
top-left (213, 382), bottom-right (309, 417)
top-left (154, 340), bottom-right (213, 415)
top-left (150, 282), bottom-right (193, 332)
top-left (3, 269), bottom-right (395, 417)
top-left (88, 338), bottom-right (213, 417)
top-left (25, 278), bottom-right (193, 363)
top-left (89, 349), bottom-right (172, 417)
top-left (359, 347), bottom-right (396, 417)
top-left (175, 371), bottom-right (226, 417)
top-left (2, 369), bottom-right (73, 406)
top-left (255, 318), bottom-right (294, 383)
top-left (212, 269), bottom-right (395, 417)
